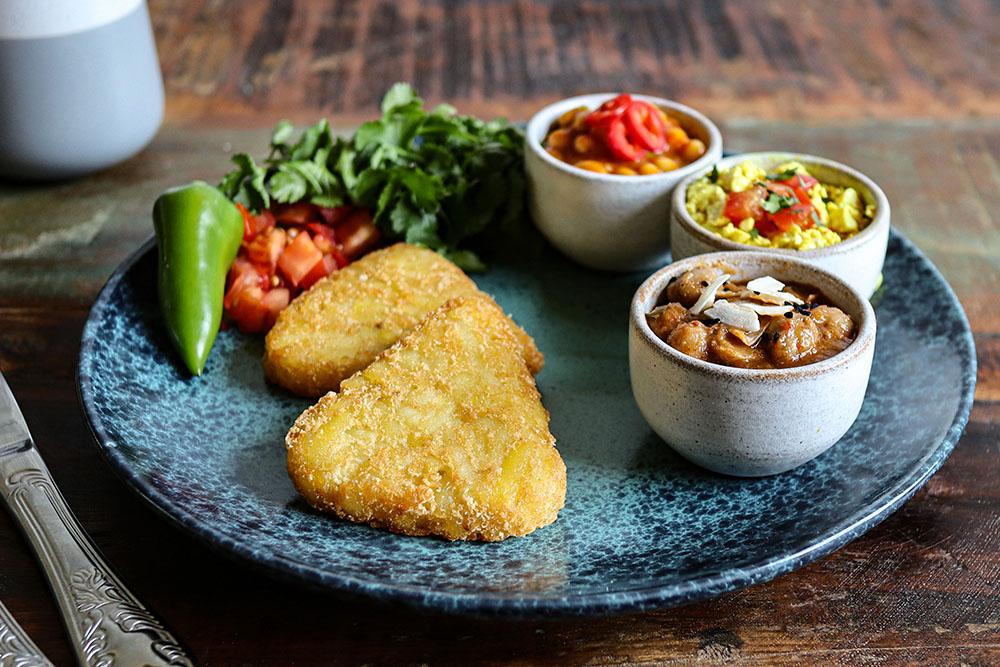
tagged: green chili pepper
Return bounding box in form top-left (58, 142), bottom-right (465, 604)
top-left (153, 181), bottom-right (244, 376)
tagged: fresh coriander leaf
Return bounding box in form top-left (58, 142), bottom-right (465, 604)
top-left (749, 228), bottom-right (761, 238)
top-left (708, 165), bottom-right (720, 183)
top-left (444, 248), bottom-right (487, 272)
top-left (762, 192), bottom-right (797, 214)
top-left (381, 82), bottom-right (419, 113)
top-left (270, 120), bottom-right (295, 149)
top-left (769, 167), bottom-right (799, 180)
top-left (219, 153), bottom-right (269, 211)
top-left (269, 167), bottom-right (307, 203)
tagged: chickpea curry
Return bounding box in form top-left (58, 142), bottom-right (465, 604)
top-left (543, 94), bottom-right (708, 176)
top-left (646, 265), bottom-right (856, 369)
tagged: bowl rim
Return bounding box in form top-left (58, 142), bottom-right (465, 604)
top-left (525, 92), bottom-right (723, 183)
top-left (630, 250), bottom-right (877, 380)
top-left (670, 151), bottom-right (891, 258)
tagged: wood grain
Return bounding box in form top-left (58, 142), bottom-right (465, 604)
top-left (150, 0), bottom-right (1000, 125)
top-left (0, 1), bottom-right (997, 664)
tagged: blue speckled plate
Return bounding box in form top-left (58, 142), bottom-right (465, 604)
top-left (78, 230), bottom-right (975, 615)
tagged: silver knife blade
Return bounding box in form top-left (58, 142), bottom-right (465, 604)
top-left (0, 371), bottom-right (32, 457)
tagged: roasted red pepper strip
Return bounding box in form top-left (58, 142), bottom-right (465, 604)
top-left (624, 101), bottom-right (667, 151)
top-left (602, 118), bottom-right (642, 161)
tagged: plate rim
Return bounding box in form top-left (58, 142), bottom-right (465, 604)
top-left (77, 230), bottom-right (977, 616)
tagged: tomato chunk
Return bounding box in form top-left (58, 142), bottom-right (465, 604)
top-left (299, 254), bottom-right (338, 290)
top-left (273, 202), bottom-right (319, 226)
top-left (723, 187), bottom-right (767, 223)
top-left (245, 227), bottom-right (286, 271)
top-left (337, 209), bottom-right (381, 259)
top-left (277, 232), bottom-right (324, 287)
top-left (770, 203), bottom-right (814, 232)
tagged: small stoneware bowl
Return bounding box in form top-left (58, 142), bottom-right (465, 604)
top-left (629, 251), bottom-right (877, 477)
top-left (525, 93), bottom-right (722, 272)
top-left (670, 152), bottom-right (890, 297)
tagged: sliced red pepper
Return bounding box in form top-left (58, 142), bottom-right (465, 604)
top-left (600, 118), bottom-right (642, 162)
top-left (585, 94), bottom-right (634, 128)
top-left (624, 101), bottom-right (667, 152)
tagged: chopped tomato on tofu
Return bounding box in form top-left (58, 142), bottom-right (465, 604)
top-left (223, 202), bottom-right (381, 333)
top-left (723, 187), bottom-right (767, 223)
top-left (771, 202), bottom-right (814, 231)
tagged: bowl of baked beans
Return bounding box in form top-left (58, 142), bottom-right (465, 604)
top-left (525, 93), bottom-right (722, 271)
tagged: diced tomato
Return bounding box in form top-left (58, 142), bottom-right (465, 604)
top-left (227, 285), bottom-right (270, 333)
top-left (723, 187), bottom-right (767, 223)
top-left (224, 258), bottom-right (267, 310)
top-left (261, 288), bottom-right (290, 330)
top-left (307, 223), bottom-right (337, 254)
top-left (337, 209), bottom-right (381, 259)
top-left (299, 254), bottom-right (338, 290)
top-left (770, 202), bottom-right (814, 232)
top-left (277, 231), bottom-right (325, 288)
top-left (779, 173), bottom-right (818, 191)
top-left (754, 217), bottom-right (779, 237)
top-left (624, 101), bottom-right (667, 152)
top-left (245, 227), bottom-right (286, 271)
top-left (318, 205), bottom-right (352, 226)
top-left (237, 205), bottom-right (275, 241)
top-left (273, 202), bottom-right (319, 226)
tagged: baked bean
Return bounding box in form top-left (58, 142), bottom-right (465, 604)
top-left (681, 139), bottom-right (706, 162)
top-left (614, 166), bottom-right (638, 176)
top-left (547, 128), bottom-right (571, 150)
top-left (665, 126), bottom-right (689, 150)
top-left (575, 160), bottom-right (610, 173)
top-left (573, 134), bottom-right (595, 154)
top-left (639, 163), bottom-right (660, 175)
top-left (654, 156), bottom-right (679, 171)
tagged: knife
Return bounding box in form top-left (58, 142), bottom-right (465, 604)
top-left (0, 372), bottom-right (193, 667)
top-left (0, 598), bottom-right (54, 666)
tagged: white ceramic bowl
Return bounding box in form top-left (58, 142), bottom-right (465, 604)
top-left (525, 93), bottom-right (723, 272)
top-left (670, 152), bottom-right (890, 297)
top-left (629, 251), bottom-right (876, 477)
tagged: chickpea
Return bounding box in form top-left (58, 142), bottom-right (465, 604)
top-left (639, 162), bottom-right (660, 175)
top-left (558, 107), bottom-right (584, 127)
top-left (546, 147), bottom-right (564, 162)
top-left (654, 155), bottom-right (679, 171)
top-left (681, 139), bottom-right (706, 162)
top-left (547, 128), bottom-right (571, 150)
top-left (665, 126), bottom-right (689, 150)
top-left (573, 134), bottom-right (595, 154)
top-left (614, 166), bottom-right (638, 176)
top-left (574, 160), bottom-right (610, 173)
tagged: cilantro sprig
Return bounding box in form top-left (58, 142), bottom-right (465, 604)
top-left (219, 84), bottom-right (526, 270)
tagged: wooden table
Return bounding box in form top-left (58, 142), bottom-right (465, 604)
top-left (1, 1), bottom-right (997, 664)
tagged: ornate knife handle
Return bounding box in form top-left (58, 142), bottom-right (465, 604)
top-left (0, 598), bottom-right (53, 667)
top-left (0, 442), bottom-right (192, 667)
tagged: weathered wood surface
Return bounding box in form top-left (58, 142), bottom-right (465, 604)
top-left (152, 0), bottom-right (1000, 125)
top-left (0, 1), bottom-right (998, 665)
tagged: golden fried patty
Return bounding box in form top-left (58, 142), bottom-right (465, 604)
top-left (264, 243), bottom-right (543, 396)
top-left (286, 295), bottom-right (566, 541)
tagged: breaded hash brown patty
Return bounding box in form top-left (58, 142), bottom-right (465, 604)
top-left (285, 295), bottom-right (566, 541)
top-left (264, 243), bottom-right (544, 397)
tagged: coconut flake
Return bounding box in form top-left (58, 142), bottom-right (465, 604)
top-left (746, 276), bottom-right (786, 293)
top-left (736, 301), bottom-right (794, 316)
top-left (732, 326), bottom-right (769, 347)
top-left (689, 273), bottom-right (731, 315)
top-left (703, 299), bottom-right (760, 331)
top-left (743, 275), bottom-right (805, 305)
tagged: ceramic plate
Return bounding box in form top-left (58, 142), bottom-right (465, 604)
top-left (78, 230), bottom-right (975, 615)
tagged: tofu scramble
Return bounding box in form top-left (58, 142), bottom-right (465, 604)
top-left (685, 161), bottom-right (875, 251)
